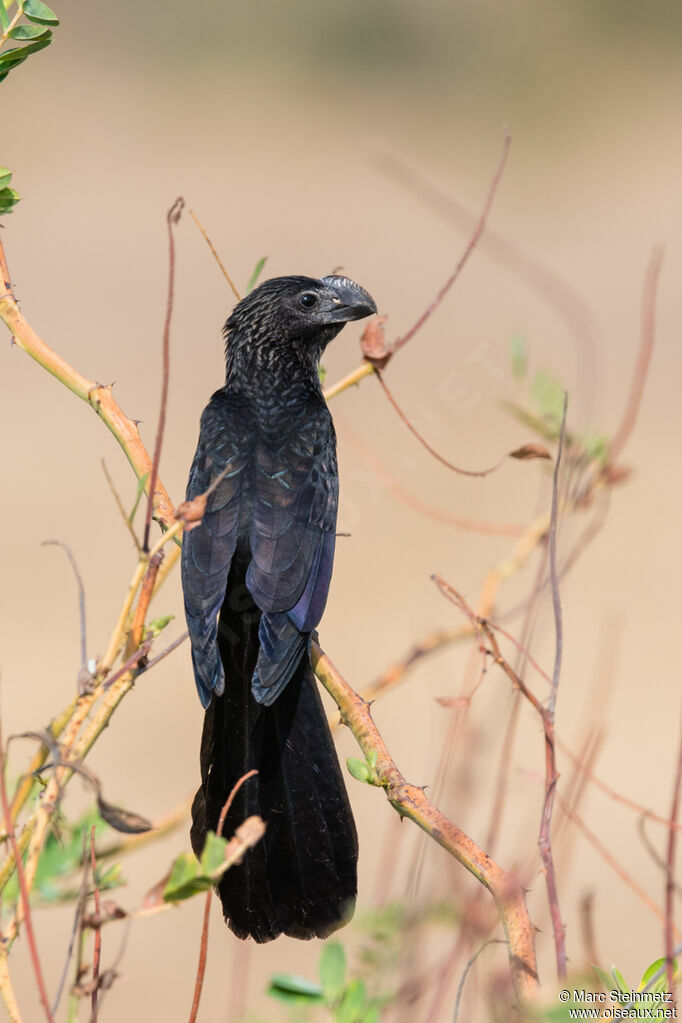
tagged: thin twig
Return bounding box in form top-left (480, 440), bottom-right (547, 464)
top-left (391, 128), bottom-right (511, 354)
top-left (556, 790), bottom-right (679, 937)
top-left (0, 719), bottom-right (55, 1023)
top-left (453, 939), bottom-right (506, 1023)
top-left (610, 246), bottom-right (663, 461)
top-left (42, 540), bottom-right (88, 679)
top-left (434, 571), bottom-right (569, 977)
top-left (101, 639), bottom-right (153, 692)
top-left (579, 892), bottom-right (599, 969)
top-left (143, 197), bottom-right (184, 552)
top-left (539, 391), bottom-right (568, 979)
top-left (375, 369), bottom-right (508, 477)
top-left (548, 393), bottom-right (567, 713)
top-left (216, 770), bottom-right (258, 840)
top-left (637, 815), bottom-right (682, 897)
top-left (555, 727), bottom-right (602, 846)
top-left (559, 739), bottom-right (682, 833)
top-left (100, 459), bottom-right (142, 554)
top-left (189, 209), bottom-right (241, 302)
top-left (87, 918), bottom-right (132, 1023)
top-left (188, 770), bottom-right (257, 1023)
top-left (375, 149), bottom-right (598, 383)
top-left (139, 630), bottom-right (189, 674)
top-left (7, 699), bottom-right (77, 829)
top-left (346, 424), bottom-right (524, 534)
top-left (665, 720), bottom-right (682, 999)
top-left (486, 549), bottom-right (548, 853)
top-left (89, 826), bottom-right (102, 1022)
top-left (52, 833), bottom-right (90, 1017)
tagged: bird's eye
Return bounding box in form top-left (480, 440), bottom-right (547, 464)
top-left (298, 292), bottom-right (318, 309)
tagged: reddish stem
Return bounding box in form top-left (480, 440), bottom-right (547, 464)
top-left (90, 825), bottom-right (102, 1022)
top-left (0, 728), bottom-right (55, 1023)
top-left (143, 197), bottom-right (184, 551)
top-left (188, 770), bottom-right (258, 1023)
top-left (391, 128), bottom-right (511, 355)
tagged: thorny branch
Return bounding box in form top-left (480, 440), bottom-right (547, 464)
top-left (311, 641), bottom-right (539, 1005)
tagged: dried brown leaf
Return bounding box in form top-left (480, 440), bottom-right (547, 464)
top-left (176, 494), bottom-right (207, 531)
top-left (223, 815), bottom-right (266, 868)
top-left (83, 902), bottom-right (128, 929)
top-left (360, 315), bottom-right (391, 364)
top-left (603, 463), bottom-right (632, 486)
top-left (508, 443), bottom-right (552, 461)
top-left (96, 794), bottom-right (153, 835)
top-left (436, 696), bottom-right (471, 710)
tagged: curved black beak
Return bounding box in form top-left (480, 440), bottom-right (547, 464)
top-left (321, 275), bottom-right (377, 323)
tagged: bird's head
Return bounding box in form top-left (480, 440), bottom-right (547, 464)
top-left (224, 274), bottom-right (377, 352)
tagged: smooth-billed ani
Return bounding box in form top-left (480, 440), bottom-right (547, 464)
top-left (182, 274), bottom-right (377, 942)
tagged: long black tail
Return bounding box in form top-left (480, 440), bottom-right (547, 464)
top-left (190, 576), bottom-right (358, 942)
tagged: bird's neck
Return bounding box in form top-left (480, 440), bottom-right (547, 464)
top-left (224, 330), bottom-right (325, 402)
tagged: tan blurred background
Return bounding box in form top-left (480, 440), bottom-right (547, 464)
top-left (1, 0), bottom-right (682, 1019)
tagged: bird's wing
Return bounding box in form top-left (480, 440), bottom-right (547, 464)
top-left (181, 390), bottom-right (251, 708)
top-left (246, 401), bottom-right (338, 704)
top-left (246, 400), bottom-right (338, 624)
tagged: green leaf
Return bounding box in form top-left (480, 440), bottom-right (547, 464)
top-left (267, 973), bottom-right (325, 1005)
top-left (530, 369), bottom-right (565, 422)
top-left (163, 832), bottom-right (237, 902)
top-left (510, 333), bottom-right (527, 381)
top-left (245, 256), bottom-right (267, 294)
top-left (319, 941), bottom-right (346, 1002)
top-left (360, 1005), bottom-right (380, 1023)
top-left (8, 23), bottom-right (50, 39)
top-left (0, 187), bottom-right (20, 215)
top-left (592, 964), bottom-right (613, 990)
top-left (366, 750), bottom-right (378, 770)
top-left (0, 34), bottom-right (52, 74)
top-left (147, 613), bottom-right (174, 637)
top-left (11, 806), bottom-right (110, 904)
top-left (0, 1), bottom-right (8, 32)
top-left (611, 965), bottom-right (628, 995)
top-left (23, 0), bottom-right (60, 25)
top-left (638, 957), bottom-right (677, 992)
top-left (337, 979), bottom-right (368, 1022)
top-left (199, 831), bottom-right (228, 875)
top-left (163, 852), bottom-right (211, 902)
top-left (347, 757), bottom-right (373, 784)
top-left (347, 756), bottom-right (381, 786)
top-left (318, 364), bottom-right (327, 385)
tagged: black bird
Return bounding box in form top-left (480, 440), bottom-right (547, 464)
top-left (181, 274), bottom-right (377, 942)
